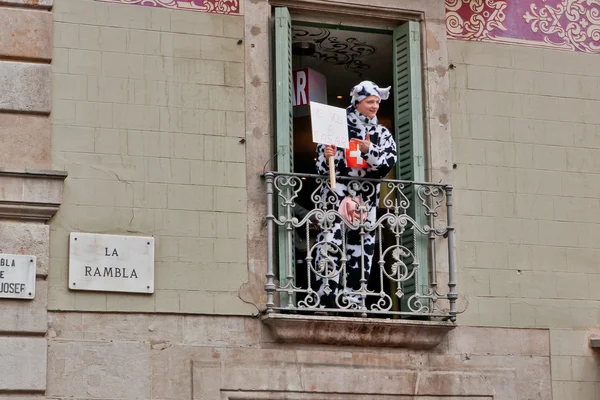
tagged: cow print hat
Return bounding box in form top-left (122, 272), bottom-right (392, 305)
top-left (350, 81), bottom-right (391, 107)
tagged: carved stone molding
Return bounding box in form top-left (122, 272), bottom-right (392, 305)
top-left (261, 313), bottom-right (455, 349)
top-left (0, 169), bottom-right (68, 222)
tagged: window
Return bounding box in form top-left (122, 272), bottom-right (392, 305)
top-left (271, 7), bottom-right (430, 315)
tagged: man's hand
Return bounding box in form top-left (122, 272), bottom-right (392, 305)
top-left (324, 144), bottom-right (336, 159)
top-left (351, 133), bottom-right (371, 153)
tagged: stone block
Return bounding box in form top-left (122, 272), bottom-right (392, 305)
top-left (533, 144), bottom-right (567, 171)
top-left (146, 158), bottom-right (190, 184)
top-left (0, 0), bottom-right (52, 7)
top-left (465, 64), bottom-right (496, 91)
top-left (225, 62), bottom-right (244, 87)
top-left (0, 279), bottom-right (47, 333)
top-left (170, 10), bottom-right (224, 36)
top-left (152, 345), bottom-right (216, 399)
top-left (0, 62), bottom-right (51, 113)
top-left (514, 143), bottom-right (534, 170)
top-left (515, 194), bottom-right (554, 221)
top-left (183, 315), bottom-right (259, 347)
top-left (510, 299), bottom-right (536, 328)
top-left (78, 24), bottom-right (101, 51)
top-left (0, 7), bottom-right (52, 60)
top-left (179, 290), bottom-right (214, 313)
top-left (223, 15), bottom-right (244, 38)
top-left (516, 169), bottom-right (562, 196)
top-left (570, 355), bottom-right (599, 382)
top-left (200, 36), bottom-right (243, 62)
top-left (68, 49), bottom-right (102, 75)
top-left (127, 130), bottom-right (171, 158)
top-left (531, 245), bottom-right (568, 272)
top-left (204, 136), bottom-right (245, 162)
top-left (182, 109), bottom-right (226, 135)
top-left (100, 26), bottom-right (128, 53)
top-left (0, 113), bottom-right (51, 170)
top-left (133, 182), bottom-right (168, 209)
top-left (225, 111), bottom-right (244, 137)
top-left (52, 48), bottom-right (69, 73)
top-left (94, 128), bottom-right (127, 155)
top-left (551, 329), bottom-right (591, 356)
top-left (0, 221), bottom-right (49, 276)
top-left (54, 73), bottom-right (87, 101)
top-left (458, 215), bottom-right (495, 243)
top-left (465, 164), bottom-right (497, 191)
top-left (481, 191), bottom-right (515, 217)
top-left (477, 297), bottom-right (511, 327)
top-left (102, 52), bottom-right (144, 79)
top-left (54, 21), bottom-right (79, 49)
top-left (214, 292), bottom-right (257, 315)
top-left (452, 138), bottom-right (485, 165)
top-left (172, 133), bottom-right (204, 160)
top-left (173, 58), bottom-right (224, 85)
top-left (198, 211), bottom-right (218, 237)
top-left (155, 289), bottom-right (180, 312)
top-left (469, 114), bottom-right (513, 142)
top-left (214, 186), bottom-right (246, 213)
top-left (52, 125), bottom-right (95, 153)
top-left (143, 54), bottom-right (174, 80)
top-left (167, 184), bottom-right (213, 211)
top-left (485, 141), bottom-right (515, 167)
top-left (209, 86), bottom-right (244, 111)
top-left (154, 209), bottom-right (199, 236)
top-left (552, 381), bottom-right (597, 400)
top-left (47, 340), bottom-right (151, 398)
top-left (173, 33), bottom-right (201, 58)
top-left (74, 101), bottom-right (113, 128)
top-left (136, 80), bottom-right (176, 107)
top-left (47, 281), bottom-right (75, 311)
top-left (538, 220), bottom-right (579, 248)
top-left (0, 337), bottom-right (46, 391)
top-left (159, 106), bottom-right (183, 133)
top-left (74, 291), bottom-right (107, 311)
top-left (88, 76), bottom-right (136, 104)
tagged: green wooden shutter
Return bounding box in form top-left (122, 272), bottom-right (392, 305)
top-left (393, 21), bottom-right (429, 312)
top-left (274, 7), bottom-right (294, 305)
top-left (275, 7), bottom-right (293, 174)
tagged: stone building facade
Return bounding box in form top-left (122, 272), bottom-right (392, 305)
top-left (0, 0), bottom-right (598, 399)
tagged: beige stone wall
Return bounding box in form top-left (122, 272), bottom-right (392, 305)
top-left (45, 312), bottom-right (551, 400)
top-left (449, 40), bottom-right (600, 398)
top-left (0, 0), bottom-right (57, 395)
top-left (49, 0), bottom-right (254, 314)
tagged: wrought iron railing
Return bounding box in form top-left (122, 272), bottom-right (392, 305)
top-left (264, 171), bottom-right (457, 321)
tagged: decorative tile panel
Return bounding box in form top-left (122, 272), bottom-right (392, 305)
top-left (446, 0), bottom-right (600, 54)
top-left (95, 0), bottom-right (240, 15)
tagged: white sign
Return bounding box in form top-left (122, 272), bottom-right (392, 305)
top-left (0, 254), bottom-right (36, 299)
top-left (310, 101), bottom-right (349, 148)
top-left (69, 233), bottom-right (154, 294)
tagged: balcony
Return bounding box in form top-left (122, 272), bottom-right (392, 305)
top-left (262, 172), bottom-right (457, 348)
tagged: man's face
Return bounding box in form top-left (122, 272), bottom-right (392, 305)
top-left (356, 95), bottom-right (380, 118)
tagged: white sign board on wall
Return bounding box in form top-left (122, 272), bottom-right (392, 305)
top-left (0, 254), bottom-right (36, 299)
top-left (309, 101), bottom-right (349, 148)
top-left (69, 232), bottom-right (154, 294)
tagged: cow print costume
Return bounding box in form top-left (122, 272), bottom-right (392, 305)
top-left (314, 81), bottom-right (397, 309)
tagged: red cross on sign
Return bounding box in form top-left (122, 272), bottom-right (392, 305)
top-left (345, 141), bottom-right (368, 169)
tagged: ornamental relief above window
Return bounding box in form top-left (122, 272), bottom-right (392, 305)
top-left (94, 0), bottom-right (240, 15)
top-left (446, 0), bottom-right (600, 54)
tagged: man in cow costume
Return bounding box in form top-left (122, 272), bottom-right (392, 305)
top-left (314, 81), bottom-right (397, 310)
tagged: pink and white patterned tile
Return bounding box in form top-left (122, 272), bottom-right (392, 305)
top-left (446, 0), bottom-right (600, 54)
top-left (95, 0), bottom-right (241, 15)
